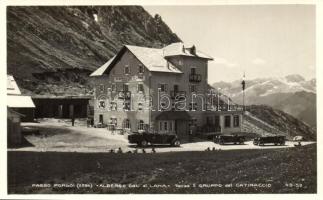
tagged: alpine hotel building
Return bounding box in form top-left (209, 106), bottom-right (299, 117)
top-left (90, 43), bottom-right (243, 139)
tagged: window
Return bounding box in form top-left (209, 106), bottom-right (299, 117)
top-left (107, 87), bottom-right (111, 93)
top-left (138, 120), bottom-right (145, 130)
top-left (123, 84), bottom-right (129, 92)
top-left (137, 83), bottom-right (144, 93)
top-left (111, 83), bottom-right (116, 91)
top-left (110, 117), bottom-right (117, 125)
top-left (98, 100), bottom-right (105, 109)
top-left (191, 68), bottom-right (196, 75)
top-left (164, 122), bottom-right (168, 131)
top-left (138, 102), bottom-right (143, 111)
top-left (99, 84), bottom-right (104, 93)
top-left (110, 102), bottom-right (117, 111)
top-left (138, 64), bottom-right (144, 74)
top-left (158, 84), bottom-right (168, 92)
top-left (169, 121), bottom-right (173, 131)
top-left (123, 119), bottom-right (131, 129)
top-left (233, 115), bottom-right (240, 127)
top-left (225, 116), bottom-right (231, 128)
top-left (190, 85), bottom-right (197, 93)
top-left (173, 85), bottom-right (179, 92)
top-left (159, 121), bottom-right (163, 131)
top-left (123, 102), bottom-right (131, 111)
top-left (124, 65), bottom-right (130, 75)
top-left (189, 103), bottom-right (198, 111)
top-left (189, 118), bottom-right (197, 126)
top-left (99, 115), bottom-right (103, 123)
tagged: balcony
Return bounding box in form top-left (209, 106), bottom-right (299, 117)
top-left (170, 90), bottom-right (186, 99)
top-left (189, 74), bottom-right (201, 83)
top-left (118, 91), bottom-right (131, 100)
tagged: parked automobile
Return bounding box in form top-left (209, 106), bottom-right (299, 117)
top-left (128, 132), bottom-right (180, 147)
top-left (94, 123), bottom-right (107, 128)
top-left (214, 135), bottom-right (245, 145)
top-left (253, 136), bottom-right (285, 146)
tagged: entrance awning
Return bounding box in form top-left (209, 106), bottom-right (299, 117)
top-left (156, 111), bottom-right (192, 120)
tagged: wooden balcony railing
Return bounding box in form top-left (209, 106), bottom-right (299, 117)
top-left (118, 91), bottom-right (131, 99)
top-left (189, 74), bottom-right (201, 82)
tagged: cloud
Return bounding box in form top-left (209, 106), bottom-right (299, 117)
top-left (308, 65), bottom-right (315, 70)
top-left (252, 58), bottom-right (266, 65)
top-left (213, 57), bottom-right (238, 68)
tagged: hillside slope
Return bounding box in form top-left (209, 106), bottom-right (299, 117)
top-left (7, 6), bottom-right (181, 96)
top-left (243, 105), bottom-right (316, 141)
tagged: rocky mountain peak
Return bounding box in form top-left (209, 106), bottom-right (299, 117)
top-left (7, 6), bottom-right (181, 96)
top-left (284, 74), bottom-right (305, 83)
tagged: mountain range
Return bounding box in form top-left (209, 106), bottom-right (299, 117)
top-left (212, 74), bottom-right (316, 127)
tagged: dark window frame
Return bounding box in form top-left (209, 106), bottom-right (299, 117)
top-left (233, 115), bottom-right (240, 127)
top-left (224, 115), bottom-right (231, 128)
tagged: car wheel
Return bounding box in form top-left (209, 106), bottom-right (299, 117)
top-left (141, 140), bottom-right (148, 147)
top-left (172, 140), bottom-right (180, 147)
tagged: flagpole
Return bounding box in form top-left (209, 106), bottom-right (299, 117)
top-left (242, 72), bottom-right (245, 112)
top-left (241, 72), bottom-right (246, 133)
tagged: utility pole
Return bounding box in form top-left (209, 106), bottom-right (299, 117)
top-left (217, 88), bottom-right (221, 111)
top-left (241, 72), bottom-right (246, 133)
top-left (241, 72), bottom-right (246, 111)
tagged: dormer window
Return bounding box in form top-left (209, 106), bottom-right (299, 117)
top-left (124, 65), bottom-right (130, 75)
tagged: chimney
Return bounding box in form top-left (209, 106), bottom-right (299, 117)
top-left (190, 45), bottom-right (196, 55)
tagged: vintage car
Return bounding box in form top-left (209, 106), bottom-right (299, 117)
top-left (214, 135), bottom-right (246, 145)
top-left (128, 132), bottom-right (180, 147)
top-left (253, 136), bottom-right (286, 146)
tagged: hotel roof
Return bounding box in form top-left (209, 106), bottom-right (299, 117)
top-left (90, 43), bottom-right (213, 77)
top-left (7, 75), bottom-right (35, 108)
top-left (7, 75), bottom-right (21, 95)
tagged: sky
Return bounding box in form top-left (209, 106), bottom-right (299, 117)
top-left (144, 5), bottom-right (316, 83)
